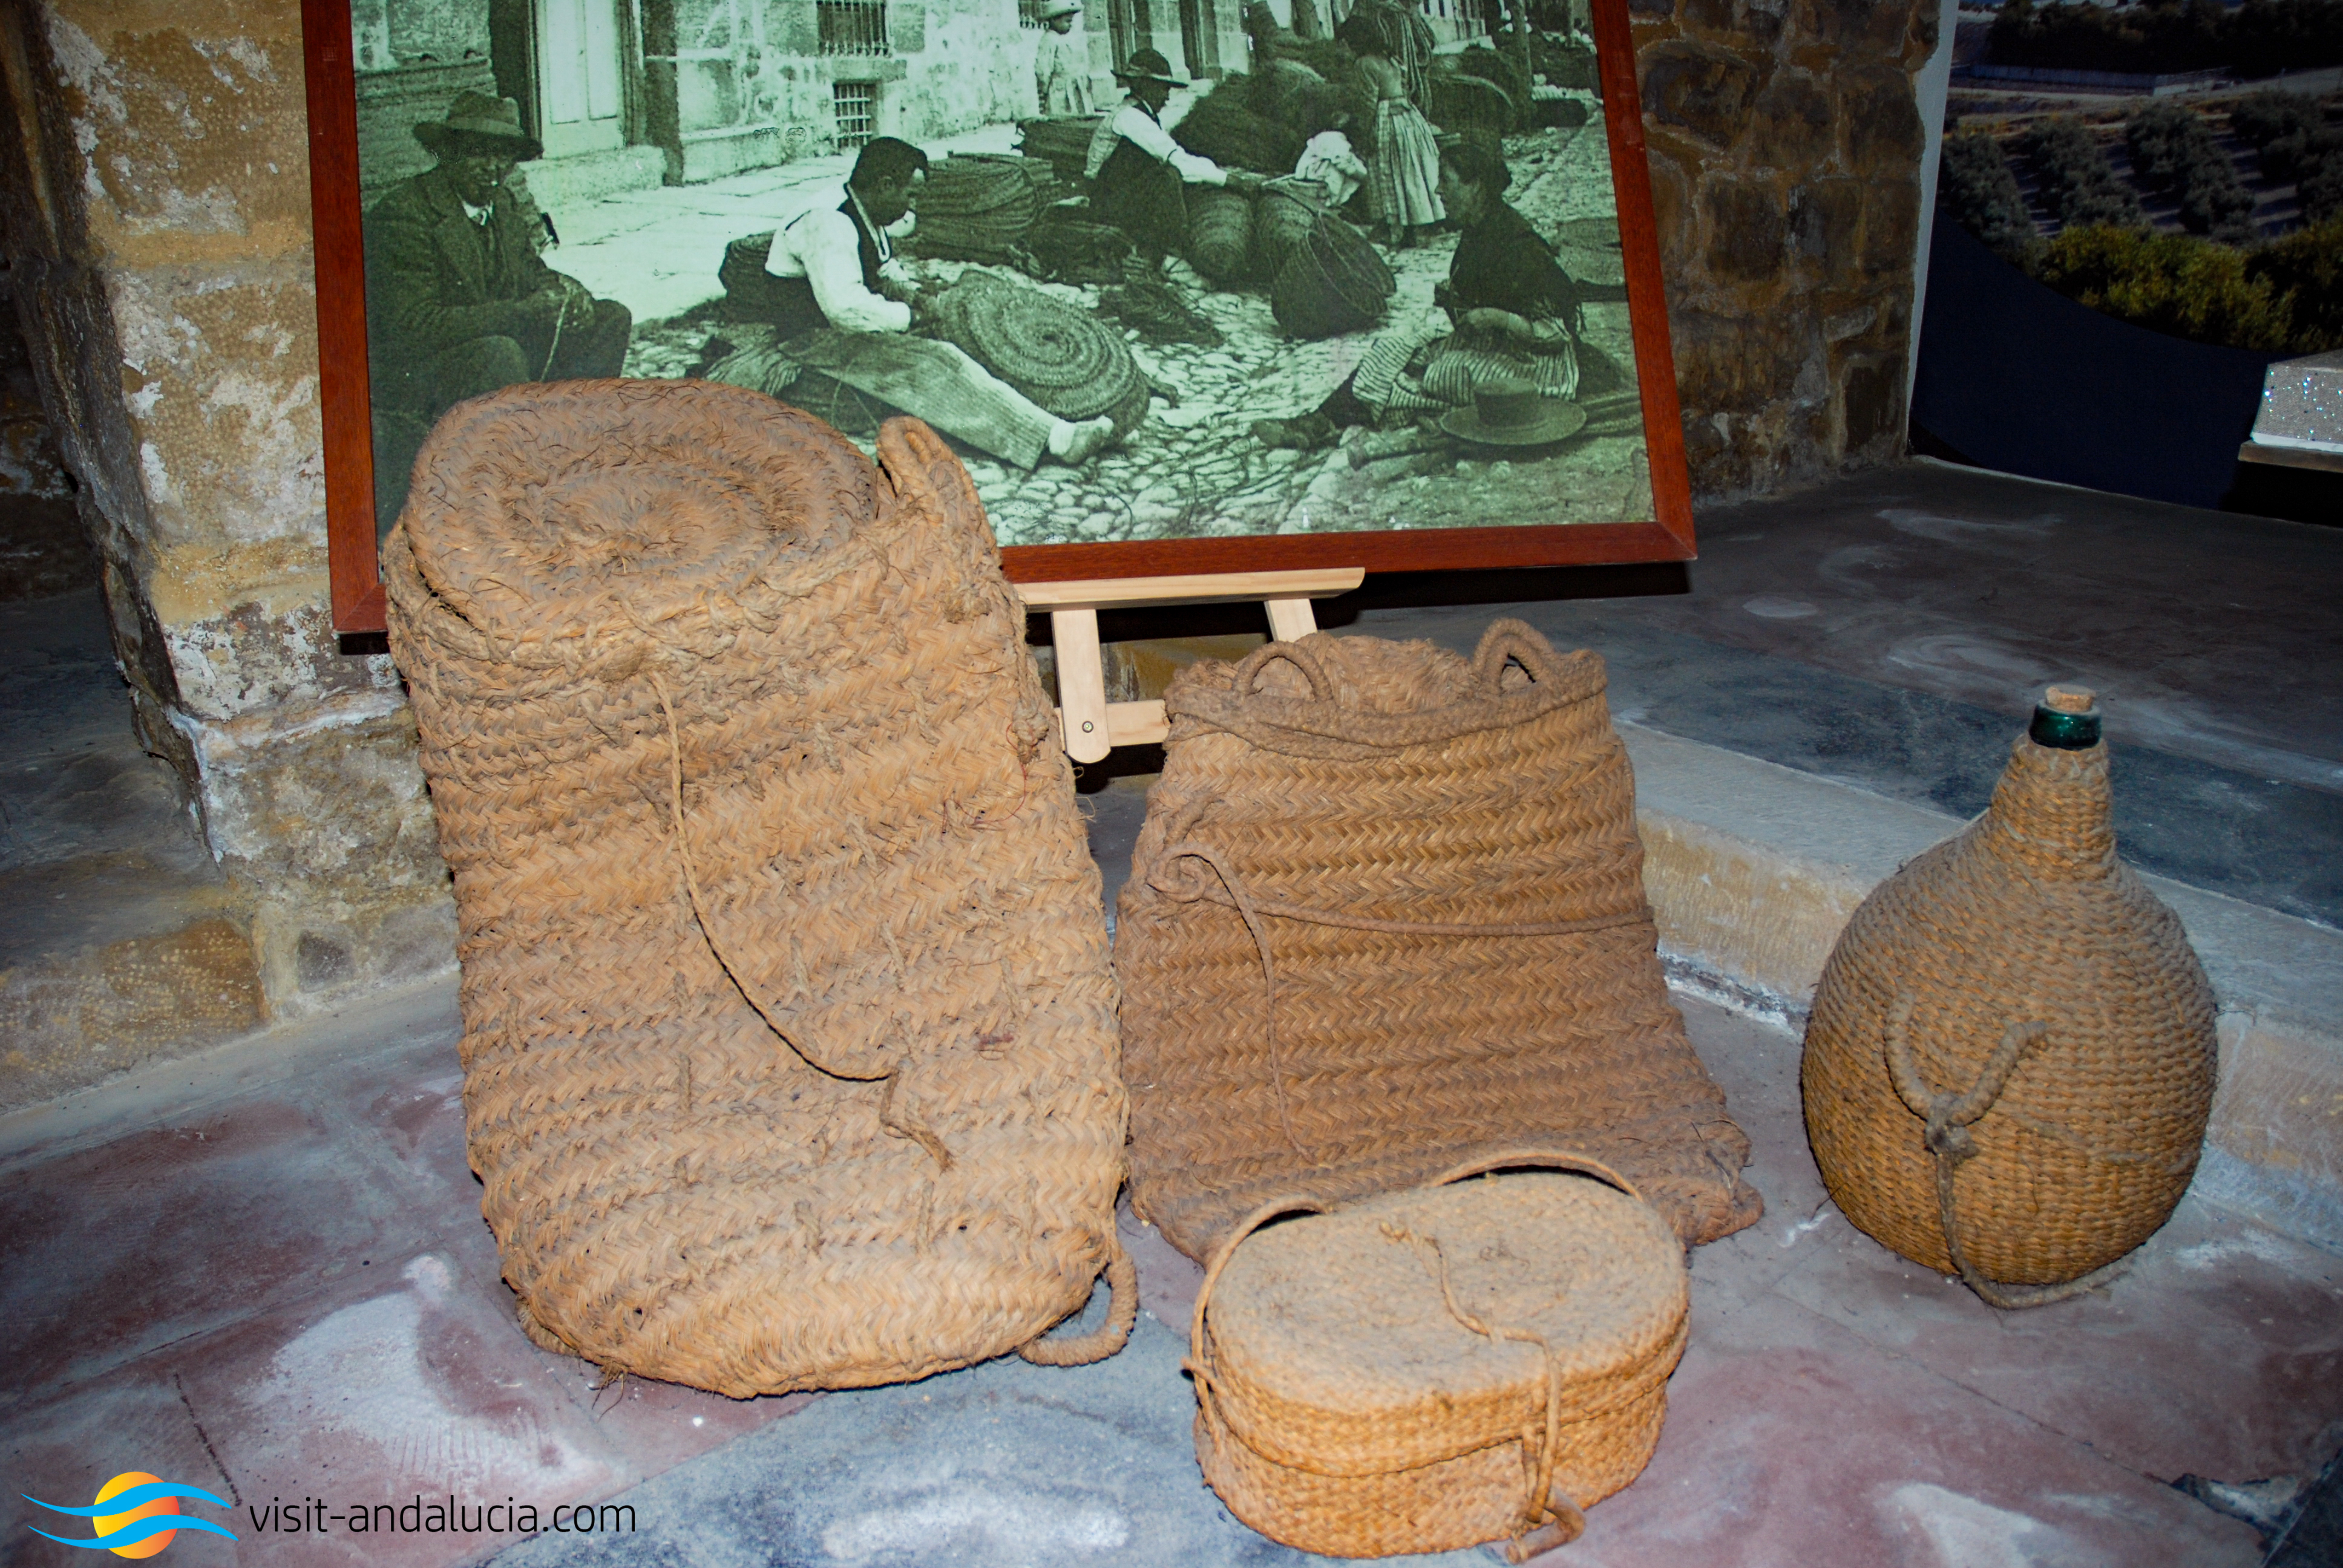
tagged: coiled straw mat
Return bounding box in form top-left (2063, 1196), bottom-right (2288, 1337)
top-left (1802, 688), bottom-right (2217, 1308)
top-left (936, 273), bottom-right (1151, 434)
top-left (1117, 622), bottom-right (1763, 1265)
top-left (384, 381), bottom-right (1133, 1394)
top-left (1191, 1151), bottom-right (1687, 1561)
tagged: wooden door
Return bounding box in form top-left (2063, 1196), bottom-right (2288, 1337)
top-left (537, 0), bottom-right (625, 157)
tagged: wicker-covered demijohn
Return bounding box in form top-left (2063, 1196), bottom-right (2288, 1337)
top-left (936, 272), bottom-right (1152, 435)
top-left (1801, 687), bottom-right (2218, 1308)
top-left (385, 381), bottom-right (1133, 1394)
top-left (1271, 209), bottom-right (1394, 339)
top-left (1116, 622), bottom-right (1763, 1264)
top-left (1193, 1152), bottom-right (1688, 1561)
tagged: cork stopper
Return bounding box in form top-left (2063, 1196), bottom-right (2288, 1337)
top-left (2043, 686), bottom-right (2096, 714)
top-left (2030, 684), bottom-right (2102, 749)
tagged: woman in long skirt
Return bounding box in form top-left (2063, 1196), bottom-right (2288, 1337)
top-left (1337, 11), bottom-right (1444, 248)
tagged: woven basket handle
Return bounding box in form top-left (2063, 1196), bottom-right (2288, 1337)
top-left (1231, 639), bottom-right (1333, 701)
top-left (1427, 1146), bottom-right (1646, 1204)
top-left (1017, 1235), bottom-right (1140, 1367)
top-left (1471, 619), bottom-right (1567, 696)
top-left (1185, 1194), bottom-right (1333, 1394)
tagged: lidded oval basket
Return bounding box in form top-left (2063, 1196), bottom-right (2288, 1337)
top-left (1801, 689), bottom-right (2219, 1307)
top-left (1190, 1154), bottom-right (1687, 1561)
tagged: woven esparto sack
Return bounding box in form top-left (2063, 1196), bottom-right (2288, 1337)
top-left (1186, 185), bottom-right (1256, 286)
top-left (1192, 1151), bottom-right (1687, 1561)
top-left (385, 381), bottom-right (1133, 1393)
top-left (1117, 622), bottom-right (1763, 1263)
top-left (1801, 689), bottom-right (2217, 1308)
top-left (1271, 210), bottom-right (1394, 339)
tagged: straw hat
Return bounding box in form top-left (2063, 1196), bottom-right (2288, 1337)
top-left (413, 91), bottom-right (544, 163)
top-left (1439, 377), bottom-right (1588, 446)
top-left (1113, 47), bottom-right (1187, 88)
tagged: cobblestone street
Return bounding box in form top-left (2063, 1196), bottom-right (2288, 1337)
top-left (602, 120), bottom-right (1651, 546)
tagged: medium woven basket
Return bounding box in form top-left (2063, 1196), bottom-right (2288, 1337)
top-left (385, 382), bottom-right (1134, 1393)
top-left (1272, 211), bottom-right (1394, 339)
top-left (1250, 178), bottom-right (1323, 278)
top-left (1187, 185), bottom-right (1256, 286)
top-left (1117, 622), bottom-right (1763, 1264)
top-left (1801, 690), bottom-right (2218, 1308)
top-left (1192, 1152), bottom-right (1688, 1561)
top-left (937, 273), bottom-right (1150, 433)
top-left (903, 154), bottom-right (1050, 260)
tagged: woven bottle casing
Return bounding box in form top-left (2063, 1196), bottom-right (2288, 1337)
top-left (1191, 1158), bottom-right (1688, 1558)
top-left (1801, 725), bottom-right (2218, 1293)
top-left (385, 384), bottom-right (1130, 1394)
top-left (1117, 622), bottom-right (1762, 1264)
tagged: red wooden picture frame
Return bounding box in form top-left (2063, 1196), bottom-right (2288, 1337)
top-left (304, 0), bottom-right (1690, 633)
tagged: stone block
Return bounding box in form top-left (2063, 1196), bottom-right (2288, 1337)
top-left (183, 688), bottom-right (448, 900)
top-left (1640, 39), bottom-right (1768, 150)
top-left (148, 540), bottom-right (396, 723)
top-left (103, 256), bottom-right (325, 554)
top-left (1840, 63), bottom-right (1925, 177)
top-left (250, 886), bottom-right (457, 1011)
top-left (0, 915), bottom-right (265, 1112)
top-left (1789, 177), bottom-right (1864, 285)
top-left (1702, 175), bottom-right (1789, 284)
top-left (1749, 69), bottom-right (1834, 171)
top-left (1645, 152), bottom-right (1695, 271)
top-left (1671, 304), bottom-right (1807, 417)
top-left (1860, 175), bottom-right (1922, 275)
top-left (1788, 0), bottom-right (1913, 54)
top-left (1835, 353), bottom-right (1901, 456)
top-left (38, 0), bottom-right (316, 269)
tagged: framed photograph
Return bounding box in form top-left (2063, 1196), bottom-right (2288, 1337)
top-left (304, 0), bottom-right (1689, 632)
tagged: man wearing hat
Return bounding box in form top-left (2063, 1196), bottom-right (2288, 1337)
top-left (364, 93), bottom-right (631, 526)
top-left (1084, 48), bottom-right (1255, 262)
top-left (1035, 0), bottom-right (1095, 116)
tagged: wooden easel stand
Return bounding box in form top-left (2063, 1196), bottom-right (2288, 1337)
top-left (1015, 569), bottom-right (1365, 763)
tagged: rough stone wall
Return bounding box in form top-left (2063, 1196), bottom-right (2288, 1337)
top-left (1635, 0), bottom-right (1936, 498)
top-left (0, 0), bottom-right (454, 1022)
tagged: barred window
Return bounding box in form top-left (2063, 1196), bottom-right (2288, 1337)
top-left (832, 80), bottom-right (877, 146)
top-left (1018, 0), bottom-right (1045, 27)
top-left (818, 0), bottom-right (890, 54)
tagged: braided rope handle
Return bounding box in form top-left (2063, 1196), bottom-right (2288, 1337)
top-left (1017, 1237), bottom-right (1141, 1367)
top-left (1883, 993), bottom-right (2127, 1310)
top-left (1231, 638), bottom-right (1334, 699)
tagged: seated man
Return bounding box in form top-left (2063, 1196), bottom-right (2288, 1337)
top-left (364, 93), bottom-right (631, 532)
top-left (727, 136), bottom-right (1116, 469)
top-left (1084, 50), bottom-right (1256, 263)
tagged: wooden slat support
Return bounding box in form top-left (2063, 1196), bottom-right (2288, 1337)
top-left (1018, 568), bottom-right (1363, 763)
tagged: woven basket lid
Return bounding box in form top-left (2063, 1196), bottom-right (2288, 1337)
top-left (1198, 1158), bottom-right (1686, 1479)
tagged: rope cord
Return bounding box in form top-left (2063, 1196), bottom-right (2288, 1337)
top-left (1883, 993), bottom-right (2128, 1309)
top-left (654, 673), bottom-right (954, 1171)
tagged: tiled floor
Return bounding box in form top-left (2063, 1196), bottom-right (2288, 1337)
top-left (2, 976), bottom-right (2334, 1567)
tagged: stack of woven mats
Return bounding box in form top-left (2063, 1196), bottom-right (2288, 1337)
top-left (905, 154), bottom-right (1059, 261)
top-left (1118, 622), bottom-right (1762, 1557)
top-left (385, 382), bottom-right (1134, 1396)
top-left (935, 272), bottom-right (1152, 436)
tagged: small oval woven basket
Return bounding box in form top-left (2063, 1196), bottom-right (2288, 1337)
top-left (1191, 1152), bottom-right (1688, 1561)
top-left (1801, 691), bottom-right (2218, 1308)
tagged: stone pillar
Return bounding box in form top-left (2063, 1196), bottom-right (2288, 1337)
top-left (0, 0), bottom-right (454, 1018)
top-left (1635, 0), bottom-right (1937, 498)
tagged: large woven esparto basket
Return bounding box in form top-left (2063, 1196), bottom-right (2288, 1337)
top-left (1118, 623), bottom-right (1763, 1264)
top-left (385, 382), bottom-right (1133, 1393)
top-left (1802, 690), bottom-right (2218, 1308)
top-left (1193, 1152), bottom-right (1688, 1561)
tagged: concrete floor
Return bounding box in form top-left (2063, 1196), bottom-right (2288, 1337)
top-left (4, 459), bottom-right (2340, 1564)
top-left (2, 975), bottom-right (2333, 1568)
